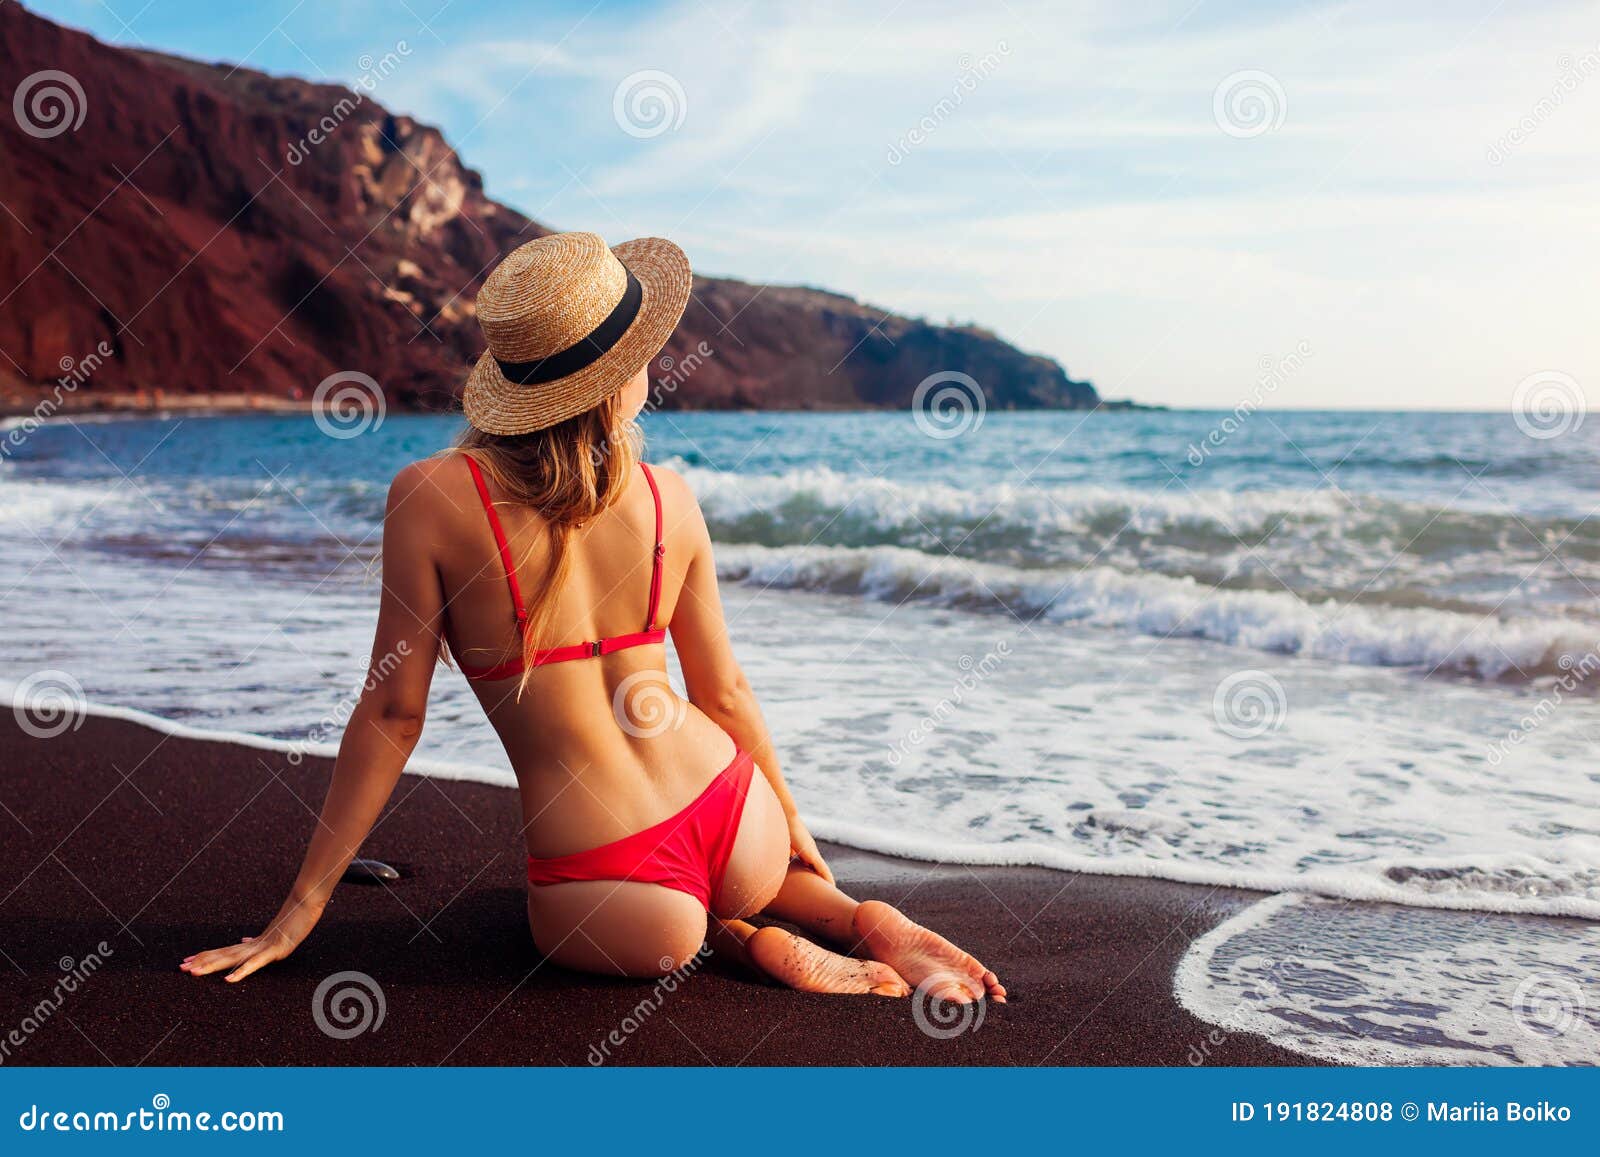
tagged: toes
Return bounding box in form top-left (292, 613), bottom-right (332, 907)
top-left (869, 964), bottom-right (911, 997)
top-left (922, 973), bottom-right (982, 1004)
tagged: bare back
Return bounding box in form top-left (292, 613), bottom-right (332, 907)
top-left (414, 454), bottom-right (737, 858)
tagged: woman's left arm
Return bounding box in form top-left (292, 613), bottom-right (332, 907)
top-left (183, 463), bottom-right (446, 982)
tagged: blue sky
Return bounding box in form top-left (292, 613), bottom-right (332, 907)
top-left (30, 0), bottom-right (1600, 409)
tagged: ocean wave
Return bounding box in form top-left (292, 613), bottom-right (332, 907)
top-left (681, 461), bottom-right (1357, 543)
top-left (1175, 894), bottom-right (1600, 1065)
top-left (0, 477), bottom-right (120, 525)
top-left (676, 463), bottom-right (1600, 608)
top-left (715, 541), bottom-right (1599, 679)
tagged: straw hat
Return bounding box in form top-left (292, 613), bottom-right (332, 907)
top-left (462, 232), bottom-right (692, 435)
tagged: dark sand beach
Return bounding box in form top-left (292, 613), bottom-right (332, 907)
top-left (0, 713), bottom-right (1314, 1066)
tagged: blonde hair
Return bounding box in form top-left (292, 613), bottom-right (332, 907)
top-left (446, 393), bottom-right (642, 695)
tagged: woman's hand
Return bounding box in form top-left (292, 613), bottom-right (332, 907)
top-left (181, 899), bottom-right (323, 983)
top-left (787, 812), bottom-right (834, 885)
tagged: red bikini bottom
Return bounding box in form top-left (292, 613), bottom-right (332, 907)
top-left (525, 748), bottom-right (756, 911)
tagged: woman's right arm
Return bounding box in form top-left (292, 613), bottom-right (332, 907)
top-left (665, 472), bottom-right (832, 882)
top-left (182, 462), bottom-right (447, 981)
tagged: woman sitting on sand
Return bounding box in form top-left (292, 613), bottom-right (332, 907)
top-left (182, 233), bottom-right (1004, 1005)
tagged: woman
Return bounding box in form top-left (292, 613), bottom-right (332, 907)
top-left (183, 233), bottom-right (1004, 1006)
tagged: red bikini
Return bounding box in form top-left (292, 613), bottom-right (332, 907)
top-left (458, 455), bottom-right (666, 681)
top-left (458, 455), bottom-right (754, 911)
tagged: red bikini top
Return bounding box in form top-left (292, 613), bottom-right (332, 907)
top-left (458, 456), bottom-right (666, 682)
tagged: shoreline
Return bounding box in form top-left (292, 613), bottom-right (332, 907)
top-left (0, 391), bottom-right (319, 420)
top-left (0, 390), bottom-right (1159, 422)
top-left (18, 694), bottom-right (1600, 920)
top-left (0, 712), bottom-right (1316, 1066)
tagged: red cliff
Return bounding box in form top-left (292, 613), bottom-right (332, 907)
top-left (0, 3), bottom-right (1098, 413)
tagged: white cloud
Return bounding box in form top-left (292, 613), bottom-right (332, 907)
top-left (378, 0), bottom-right (1600, 407)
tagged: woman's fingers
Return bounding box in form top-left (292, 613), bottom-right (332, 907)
top-left (798, 842), bottom-right (835, 884)
top-left (181, 941), bottom-right (257, 976)
top-left (225, 944), bottom-right (280, 983)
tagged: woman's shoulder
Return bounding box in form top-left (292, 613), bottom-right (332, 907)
top-left (639, 462), bottom-right (710, 548)
top-left (640, 461), bottom-right (701, 512)
top-left (385, 453), bottom-right (473, 517)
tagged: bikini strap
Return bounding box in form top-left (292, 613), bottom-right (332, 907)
top-left (464, 456), bottom-right (528, 630)
top-left (640, 462), bottom-right (664, 631)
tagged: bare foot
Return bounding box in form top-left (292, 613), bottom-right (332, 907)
top-left (852, 899), bottom-right (1007, 1005)
top-left (746, 926), bottom-right (909, 997)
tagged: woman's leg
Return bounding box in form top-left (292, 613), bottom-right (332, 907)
top-left (707, 916), bottom-right (907, 997)
top-left (527, 880), bottom-right (707, 977)
top-left (712, 768), bottom-right (1002, 1002)
top-left (760, 861), bottom-right (861, 944)
top-left (709, 774), bottom-right (905, 996)
top-left (759, 864), bottom-right (1008, 1004)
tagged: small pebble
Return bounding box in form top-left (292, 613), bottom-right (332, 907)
top-left (343, 858), bottom-right (401, 884)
